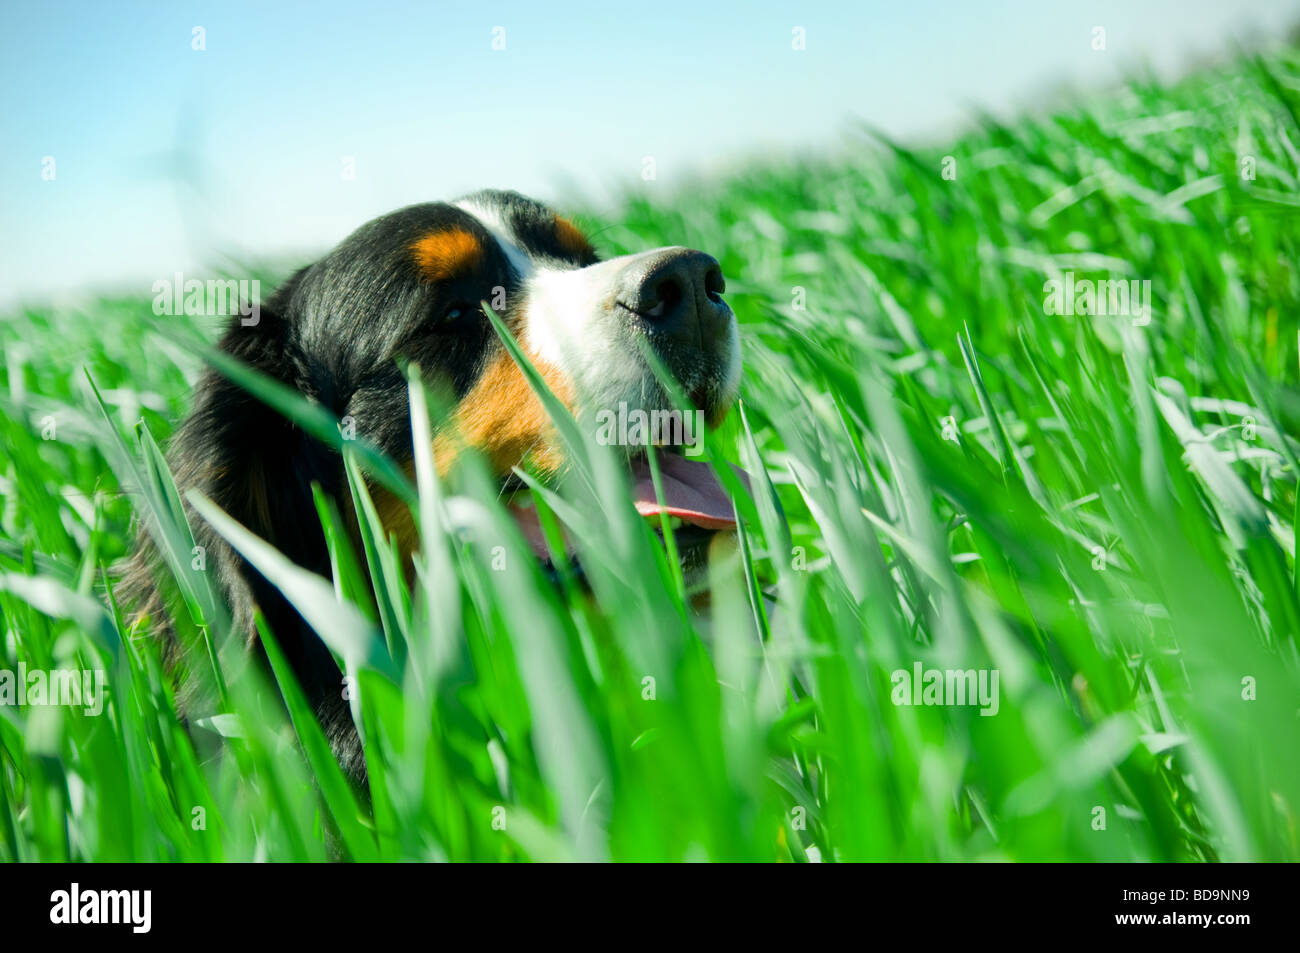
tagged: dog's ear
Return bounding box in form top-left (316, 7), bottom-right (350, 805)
top-left (129, 266), bottom-right (356, 763)
top-left (169, 269), bottom-right (341, 668)
top-left (174, 268), bottom-right (329, 554)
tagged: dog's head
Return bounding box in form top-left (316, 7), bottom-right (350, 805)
top-left (249, 189), bottom-right (744, 559)
top-left (145, 189), bottom-right (745, 777)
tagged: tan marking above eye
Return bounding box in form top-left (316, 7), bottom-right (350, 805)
top-left (553, 215), bottom-right (594, 258)
top-left (410, 228), bottom-right (484, 281)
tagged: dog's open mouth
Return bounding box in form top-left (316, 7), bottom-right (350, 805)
top-left (507, 452), bottom-right (750, 562)
top-left (628, 451), bottom-right (745, 530)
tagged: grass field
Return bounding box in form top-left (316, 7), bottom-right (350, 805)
top-left (3, 48), bottom-right (1300, 862)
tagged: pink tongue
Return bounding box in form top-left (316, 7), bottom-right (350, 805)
top-left (508, 455), bottom-right (751, 559)
top-left (629, 453), bottom-right (750, 530)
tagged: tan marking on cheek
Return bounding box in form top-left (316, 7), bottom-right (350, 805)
top-left (365, 349), bottom-right (574, 565)
top-left (553, 215), bottom-right (594, 259)
top-left (432, 347), bottom-right (575, 478)
top-left (410, 228), bottom-right (483, 282)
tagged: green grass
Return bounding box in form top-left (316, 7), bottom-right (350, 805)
top-left (4, 49), bottom-right (1300, 862)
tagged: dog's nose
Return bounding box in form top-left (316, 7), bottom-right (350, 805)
top-left (616, 248), bottom-right (729, 347)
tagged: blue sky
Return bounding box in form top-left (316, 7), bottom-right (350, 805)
top-left (2, 0), bottom-right (1298, 307)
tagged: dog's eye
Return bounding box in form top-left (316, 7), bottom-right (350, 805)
top-left (443, 302), bottom-right (477, 324)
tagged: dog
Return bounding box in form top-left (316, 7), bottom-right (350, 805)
top-left (123, 190), bottom-right (744, 781)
